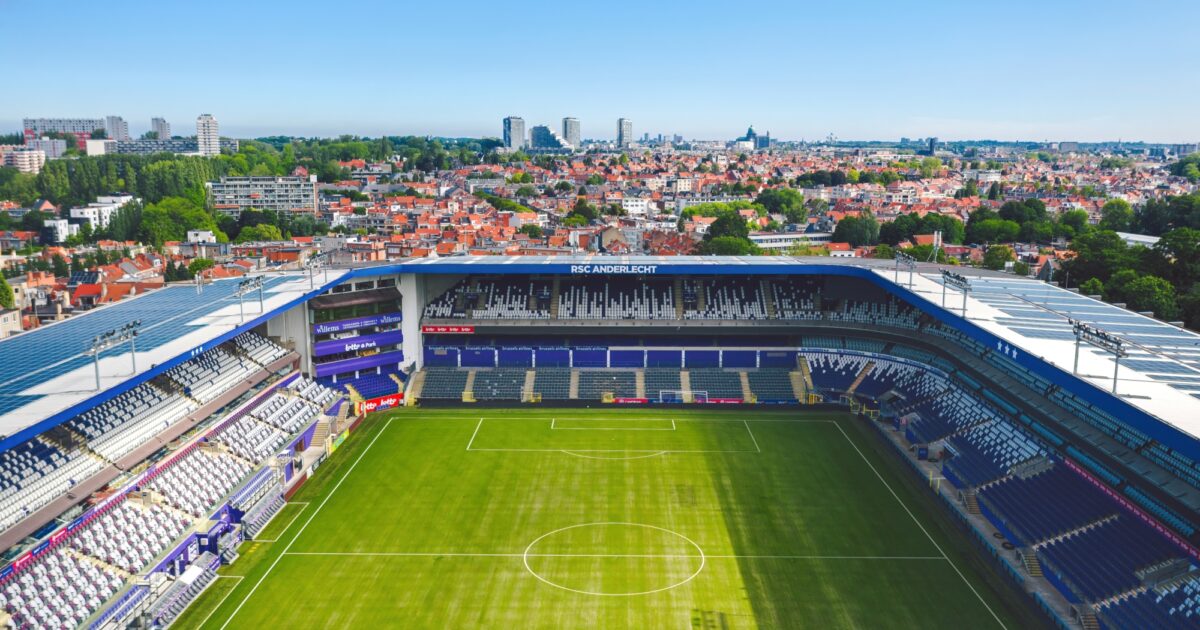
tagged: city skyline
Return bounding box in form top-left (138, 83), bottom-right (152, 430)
top-left (1, 0), bottom-right (1198, 142)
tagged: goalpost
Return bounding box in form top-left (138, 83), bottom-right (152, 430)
top-left (659, 390), bottom-right (708, 403)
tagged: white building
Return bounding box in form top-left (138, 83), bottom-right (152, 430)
top-left (0, 147), bottom-right (46, 174)
top-left (502, 116), bottom-right (526, 150)
top-left (196, 114), bottom-right (220, 157)
top-left (562, 117), bottom-right (581, 149)
top-left (86, 139), bottom-right (116, 156)
top-left (749, 231), bottom-right (833, 251)
top-left (187, 230), bottom-right (217, 243)
top-left (207, 175), bottom-right (318, 217)
top-left (617, 118), bottom-right (633, 148)
top-left (620, 197), bottom-right (654, 216)
top-left (43, 219), bottom-right (79, 244)
top-left (69, 194), bottom-right (137, 230)
top-left (105, 116), bottom-right (130, 141)
top-left (151, 117), bottom-right (171, 139)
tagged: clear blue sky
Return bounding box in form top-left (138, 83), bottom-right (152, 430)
top-left (2, 0), bottom-right (1196, 143)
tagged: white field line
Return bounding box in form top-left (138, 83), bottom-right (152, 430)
top-left (248, 502), bottom-right (310, 543)
top-left (744, 419), bottom-right (761, 453)
top-left (550, 417), bottom-right (677, 431)
top-left (465, 417), bottom-right (483, 451)
top-left (284, 551), bottom-right (945, 561)
top-left (219, 417), bottom-right (394, 630)
top-left (193, 576), bottom-right (243, 630)
top-left (468, 447), bottom-right (757, 454)
top-left (463, 416), bottom-right (836, 424)
top-left (832, 422), bottom-right (1007, 629)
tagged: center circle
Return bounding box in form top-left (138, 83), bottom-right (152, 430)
top-left (522, 522), bottom-right (706, 596)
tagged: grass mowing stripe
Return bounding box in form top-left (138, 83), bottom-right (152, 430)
top-left (284, 551), bottom-right (946, 560)
top-left (217, 417), bottom-right (394, 630)
top-left (832, 421), bottom-right (1007, 630)
top-left (192, 577), bottom-right (243, 630)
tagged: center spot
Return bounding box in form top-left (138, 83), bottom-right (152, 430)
top-left (522, 522), bottom-right (705, 596)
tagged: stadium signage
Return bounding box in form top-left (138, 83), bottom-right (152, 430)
top-left (313, 330), bottom-right (405, 357)
top-left (569, 264), bottom-right (658, 275)
top-left (421, 325), bottom-right (475, 334)
top-left (356, 394), bottom-right (402, 415)
top-left (313, 312), bottom-right (403, 335)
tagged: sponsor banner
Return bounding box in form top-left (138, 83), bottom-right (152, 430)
top-left (570, 264), bottom-right (659, 275)
top-left (355, 393), bottom-right (403, 415)
top-left (313, 329), bottom-right (404, 357)
top-left (328, 431), bottom-right (348, 454)
top-left (612, 398), bottom-right (649, 404)
top-left (700, 398), bottom-right (744, 404)
top-left (314, 350), bottom-right (405, 377)
top-left (313, 312), bottom-right (402, 335)
top-left (421, 325), bottom-right (475, 334)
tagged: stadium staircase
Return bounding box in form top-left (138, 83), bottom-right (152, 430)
top-left (962, 490), bottom-right (980, 514)
top-left (673, 277), bottom-right (684, 319)
top-left (846, 361), bottom-right (876, 394)
top-left (569, 370), bottom-right (579, 399)
top-left (635, 370), bottom-right (646, 399)
top-left (695, 281), bottom-right (706, 312)
top-left (343, 384), bottom-right (364, 403)
top-left (789, 371), bottom-right (807, 400)
top-left (679, 371), bottom-right (694, 403)
top-left (1021, 551), bottom-right (1044, 578)
top-left (1079, 608), bottom-right (1100, 630)
top-left (739, 372), bottom-right (753, 400)
top-left (389, 373), bottom-right (405, 389)
top-left (761, 280), bottom-right (776, 319)
top-left (311, 420), bottom-right (330, 447)
top-left (462, 371), bottom-right (476, 402)
top-left (405, 370), bottom-right (426, 404)
top-left (522, 370), bottom-right (536, 401)
top-left (1033, 514), bottom-right (1120, 551)
top-left (798, 356), bottom-right (815, 391)
top-left (550, 277), bottom-right (561, 319)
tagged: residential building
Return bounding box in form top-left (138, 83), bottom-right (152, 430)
top-left (21, 118), bottom-right (105, 139)
top-left (530, 125), bottom-right (573, 151)
top-left (151, 117), bottom-right (171, 139)
top-left (617, 118), bottom-right (633, 148)
top-left (41, 219), bottom-right (78, 244)
top-left (114, 137), bottom-right (238, 155)
top-left (562, 117), bottom-right (581, 148)
top-left (85, 139), bottom-right (116, 156)
top-left (196, 114), bottom-right (220, 156)
top-left (206, 175), bottom-right (318, 217)
top-left (105, 116), bottom-right (130, 141)
top-left (0, 147), bottom-right (46, 174)
top-left (69, 194), bottom-right (137, 230)
top-left (503, 116), bottom-right (526, 150)
top-left (748, 231), bottom-right (833, 251)
top-left (25, 137), bottom-right (67, 159)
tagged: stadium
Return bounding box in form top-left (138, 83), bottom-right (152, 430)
top-left (1, 256), bottom-right (1200, 628)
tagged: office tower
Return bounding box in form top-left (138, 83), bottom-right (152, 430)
top-left (196, 114), bottom-right (220, 157)
top-left (105, 116), bottom-right (130, 141)
top-left (562, 117), bottom-right (581, 149)
top-left (503, 116), bottom-right (526, 150)
top-left (530, 125), bottom-right (572, 150)
top-left (617, 118), bottom-right (633, 148)
top-left (151, 117), bottom-right (171, 139)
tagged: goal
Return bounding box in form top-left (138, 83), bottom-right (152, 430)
top-left (658, 390), bottom-right (708, 403)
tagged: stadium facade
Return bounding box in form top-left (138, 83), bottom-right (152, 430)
top-left (1, 256), bottom-right (1200, 627)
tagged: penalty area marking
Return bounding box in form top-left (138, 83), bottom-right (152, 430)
top-left (522, 522), bottom-right (706, 597)
top-left (466, 418), bottom-right (758, 456)
top-left (559, 450), bottom-right (668, 460)
top-left (551, 417), bottom-right (677, 431)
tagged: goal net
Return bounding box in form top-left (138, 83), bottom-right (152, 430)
top-left (659, 390), bottom-right (708, 403)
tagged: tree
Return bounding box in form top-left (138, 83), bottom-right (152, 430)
top-left (515, 185), bottom-right (537, 198)
top-left (697, 235), bottom-right (759, 255)
top-left (754, 188), bottom-right (805, 223)
top-left (831, 213), bottom-right (879, 247)
top-left (518, 224), bottom-right (543, 239)
top-left (585, 174), bottom-right (605, 186)
top-left (982, 245), bottom-right (1015, 270)
top-left (1180, 286), bottom-right (1200, 329)
top-left (1122, 275), bottom-right (1179, 320)
top-left (188, 258), bottom-right (216, 276)
top-left (873, 244), bottom-right (895, 259)
top-left (0, 275), bottom-right (12, 310)
top-left (51, 254), bottom-right (69, 279)
top-left (139, 197), bottom-right (225, 246)
top-left (1079, 277), bottom-right (1104, 296)
top-left (1062, 230), bottom-right (1140, 284)
top-left (986, 182), bottom-right (1002, 200)
top-left (1012, 261), bottom-right (1031, 276)
top-left (1099, 199), bottom-right (1134, 232)
top-left (235, 223), bottom-right (284, 243)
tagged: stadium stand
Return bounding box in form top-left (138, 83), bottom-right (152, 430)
top-left (471, 369), bottom-right (526, 401)
top-left (0, 440), bottom-right (103, 533)
top-left (577, 371), bottom-right (637, 399)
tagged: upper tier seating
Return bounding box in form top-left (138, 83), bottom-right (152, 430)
top-left (0, 440), bottom-right (104, 533)
top-left (683, 279), bottom-right (767, 320)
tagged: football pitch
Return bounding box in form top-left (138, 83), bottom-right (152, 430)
top-left (178, 408), bottom-right (1043, 629)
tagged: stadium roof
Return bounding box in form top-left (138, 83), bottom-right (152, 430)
top-left (0, 269), bottom-right (348, 451)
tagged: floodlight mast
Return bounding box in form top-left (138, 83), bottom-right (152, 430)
top-left (1070, 319), bottom-right (1127, 394)
top-left (235, 276), bottom-right (265, 324)
top-left (940, 270), bottom-right (971, 317)
top-left (894, 252), bottom-right (916, 288)
top-left (87, 320), bottom-right (142, 389)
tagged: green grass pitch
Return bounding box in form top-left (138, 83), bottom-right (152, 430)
top-left (177, 408), bottom-right (1045, 629)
